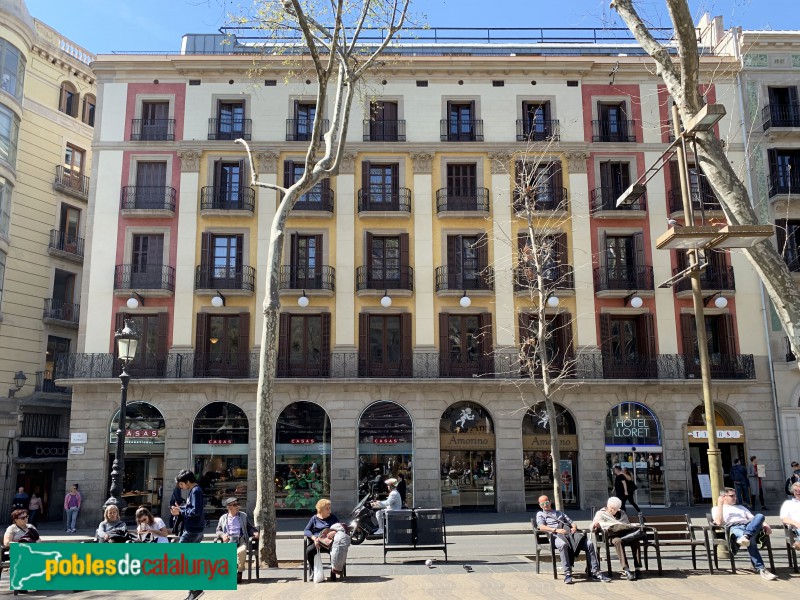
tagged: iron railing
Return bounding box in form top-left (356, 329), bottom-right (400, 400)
top-left (292, 188), bottom-right (334, 212)
top-left (762, 103), bottom-right (800, 130)
top-left (682, 354), bottom-right (756, 380)
top-left (43, 298), bottom-right (80, 324)
top-left (362, 119), bottom-right (406, 141)
top-left (591, 120), bottom-right (636, 142)
top-left (515, 119), bottom-right (560, 142)
top-left (434, 266), bottom-right (494, 292)
top-left (208, 117), bottom-right (252, 140)
top-left (200, 186), bottom-right (256, 212)
top-left (195, 265), bottom-right (256, 291)
top-left (673, 265), bottom-right (735, 293)
top-left (513, 265), bottom-right (575, 292)
top-left (357, 188), bottom-right (411, 213)
top-left (21, 413), bottom-right (61, 438)
top-left (121, 186), bottom-right (177, 211)
top-left (54, 166), bottom-right (90, 199)
top-left (114, 264), bottom-right (176, 292)
top-left (48, 229), bottom-right (84, 258)
top-left (279, 265), bottom-right (335, 291)
top-left (355, 265), bottom-right (413, 291)
top-left (513, 186), bottom-right (568, 212)
top-left (435, 188), bottom-right (490, 213)
top-left (130, 119), bottom-right (175, 141)
top-left (358, 356), bottom-right (413, 378)
top-left (440, 119), bottom-right (484, 141)
top-left (286, 118), bottom-right (330, 141)
top-left (667, 183), bottom-right (721, 213)
top-left (439, 355), bottom-right (495, 378)
top-left (593, 265), bottom-right (654, 292)
top-left (590, 186), bottom-right (647, 212)
top-left (769, 170), bottom-right (800, 198)
top-left (36, 370), bottom-right (71, 394)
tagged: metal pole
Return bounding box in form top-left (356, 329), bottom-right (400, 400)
top-left (672, 104), bottom-right (723, 502)
top-left (105, 363), bottom-right (130, 510)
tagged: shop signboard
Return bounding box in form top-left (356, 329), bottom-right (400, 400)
top-left (109, 428), bottom-right (164, 445)
top-left (440, 432), bottom-right (496, 451)
top-left (522, 435), bottom-right (578, 452)
top-left (686, 426), bottom-right (745, 443)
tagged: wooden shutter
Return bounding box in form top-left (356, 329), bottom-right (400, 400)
top-left (599, 162), bottom-right (611, 188)
top-left (365, 232), bottom-right (374, 282)
top-left (156, 313), bottom-right (169, 359)
top-left (469, 99), bottom-right (476, 120)
top-left (320, 312), bottom-right (331, 375)
top-left (283, 160), bottom-right (294, 188)
top-left (277, 313), bottom-right (290, 374)
top-left (361, 161), bottom-right (371, 201)
top-left (790, 87), bottom-right (799, 106)
top-left (776, 219), bottom-right (787, 256)
top-left (195, 313), bottom-right (208, 354)
top-left (720, 313), bottom-right (738, 356)
top-left (447, 235), bottom-right (459, 283)
top-left (390, 163), bottom-right (399, 192)
top-left (358, 313), bottom-right (369, 375)
top-left (439, 312), bottom-right (450, 376)
top-left (669, 161), bottom-right (680, 196)
top-left (59, 85), bottom-right (66, 113)
top-left (235, 234), bottom-right (244, 273)
top-left (400, 313), bottom-right (412, 376)
top-left (290, 233), bottom-right (298, 268)
top-left (479, 312), bottom-right (493, 374)
top-left (680, 313), bottom-right (696, 361)
top-left (518, 312), bottom-right (532, 347)
top-left (553, 232), bottom-right (567, 265)
top-left (400, 233), bottom-right (410, 288)
top-left (314, 234), bottom-right (324, 268)
top-left (599, 313), bottom-right (612, 356)
top-left (551, 160), bottom-right (563, 191)
top-left (676, 250), bottom-right (688, 272)
top-left (768, 149), bottom-right (778, 195)
top-left (768, 87), bottom-right (778, 106)
top-left (557, 312), bottom-right (573, 359)
top-left (477, 233), bottom-right (489, 270)
top-left (638, 313), bottom-right (657, 356)
top-left (200, 233), bottom-right (211, 278)
top-left (598, 230), bottom-right (607, 269)
top-left (633, 232), bottom-right (645, 276)
top-left (238, 311), bottom-right (250, 374)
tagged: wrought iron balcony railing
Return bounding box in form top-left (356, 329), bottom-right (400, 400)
top-left (769, 170), bottom-right (800, 198)
top-left (121, 186), bottom-right (177, 211)
top-left (43, 298), bottom-right (80, 324)
top-left (440, 119), bottom-right (484, 142)
top-left (292, 188), bottom-right (334, 212)
top-left (130, 118), bottom-right (175, 141)
top-left (667, 183), bottom-right (721, 213)
top-left (591, 119), bottom-right (636, 142)
top-left (513, 186), bottom-right (568, 212)
top-left (200, 186), bottom-right (256, 212)
top-left (355, 265), bottom-right (413, 291)
top-left (195, 265), bottom-right (256, 291)
top-left (208, 117), bottom-right (252, 141)
top-left (434, 266), bottom-right (494, 292)
top-left (590, 186), bottom-right (647, 212)
top-left (36, 370), bottom-right (71, 394)
top-left (279, 265), bottom-right (335, 291)
top-left (48, 229), bottom-right (84, 258)
top-left (439, 355), bottom-right (495, 378)
top-left (358, 356), bottom-right (413, 378)
top-left (114, 264), bottom-right (176, 292)
top-left (762, 103), bottom-right (800, 130)
top-left (357, 188), bottom-right (411, 213)
top-left (673, 265), bottom-right (735, 293)
top-left (286, 118), bottom-right (330, 141)
top-left (435, 188), bottom-right (490, 213)
top-left (363, 119), bottom-right (406, 142)
top-left (593, 265), bottom-right (654, 292)
top-left (513, 264), bottom-right (575, 292)
top-left (54, 166), bottom-right (90, 199)
top-left (515, 119), bottom-right (560, 142)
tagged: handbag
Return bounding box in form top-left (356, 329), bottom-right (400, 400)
top-left (317, 528), bottom-right (337, 549)
top-left (618, 528), bottom-right (647, 544)
top-left (312, 552), bottom-right (324, 583)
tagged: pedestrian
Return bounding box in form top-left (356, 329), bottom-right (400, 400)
top-left (396, 473), bottom-right (407, 508)
top-left (612, 465), bottom-right (630, 511)
top-left (780, 481), bottom-right (800, 551)
top-left (623, 468), bottom-right (641, 513)
top-left (169, 484), bottom-right (184, 531)
top-left (11, 487), bottom-right (28, 511)
top-left (63, 484), bottom-right (81, 533)
top-left (749, 456), bottom-right (769, 510)
top-left (730, 458), bottom-right (750, 506)
top-left (785, 461), bottom-right (800, 497)
top-left (27, 493), bottom-right (42, 527)
top-left (170, 469), bottom-right (205, 600)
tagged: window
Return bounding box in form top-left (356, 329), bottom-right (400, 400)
top-left (59, 205), bottom-right (81, 250)
top-left (766, 86), bottom-right (800, 128)
top-left (81, 94), bottom-right (96, 126)
top-left (776, 219), bottom-right (800, 272)
top-left (214, 160), bottom-right (245, 208)
top-left (50, 269), bottom-right (77, 322)
top-left (278, 313), bottom-right (331, 376)
top-left (59, 82), bottom-right (78, 117)
top-left (594, 101), bottom-right (634, 142)
top-left (445, 163), bottom-right (480, 210)
top-left (289, 233), bottom-right (322, 289)
top-left (132, 162), bottom-right (168, 209)
top-left (0, 39), bottom-right (25, 101)
top-left (44, 336), bottom-right (71, 392)
top-left (292, 101), bottom-right (316, 141)
top-left (0, 249), bottom-right (5, 309)
top-left (516, 232), bottom-right (567, 288)
top-left (0, 103), bottom-right (20, 167)
top-left (135, 101), bottom-right (172, 141)
top-left (358, 313), bottom-right (412, 377)
top-left (196, 313), bottom-right (250, 377)
top-left (114, 313), bottom-right (169, 376)
top-left (593, 161), bottom-right (637, 211)
top-left (131, 234), bottom-right (165, 288)
top-left (444, 100), bottom-right (481, 141)
top-left (446, 234), bottom-right (488, 289)
top-left (599, 314), bottom-right (656, 378)
top-left (212, 100), bottom-right (248, 140)
top-left (366, 232), bottom-right (410, 289)
top-left (63, 144), bottom-right (85, 186)
top-left (680, 313), bottom-right (744, 378)
top-left (768, 149), bottom-right (800, 197)
top-left (283, 160), bottom-right (331, 210)
top-left (519, 101), bottom-right (553, 141)
top-left (602, 233), bottom-right (644, 289)
top-left (519, 312), bottom-right (573, 373)
top-left (667, 161), bottom-right (719, 212)
top-left (0, 176), bottom-right (11, 238)
top-left (361, 161), bottom-right (400, 208)
top-left (366, 101), bottom-right (403, 141)
top-left (200, 233), bottom-right (244, 288)
top-left (439, 313), bottom-right (493, 377)
top-left (514, 161), bottom-right (564, 211)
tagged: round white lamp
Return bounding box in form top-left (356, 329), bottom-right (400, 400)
top-left (459, 292), bottom-right (472, 308)
top-left (298, 291), bottom-right (310, 308)
top-left (380, 293), bottom-right (392, 308)
top-left (211, 294), bottom-right (225, 308)
top-left (714, 295), bottom-right (728, 309)
top-left (546, 296), bottom-right (560, 308)
top-left (126, 296), bottom-right (139, 309)
top-left (629, 295), bottom-right (644, 309)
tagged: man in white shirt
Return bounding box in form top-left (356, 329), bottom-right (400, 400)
top-left (780, 481), bottom-right (800, 550)
top-left (713, 486), bottom-right (777, 580)
top-left (372, 478), bottom-right (402, 536)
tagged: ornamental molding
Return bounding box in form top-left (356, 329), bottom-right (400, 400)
top-left (338, 153), bottom-right (356, 174)
top-left (255, 151), bottom-right (279, 174)
top-left (565, 152), bottom-right (590, 174)
top-left (488, 152), bottom-right (513, 174)
top-left (178, 150), bottom-right (201, 172)
top-left (411, 152), bottom-right (433, 173)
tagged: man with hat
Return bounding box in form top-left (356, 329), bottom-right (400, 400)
top-left (216, 497), bottom-right (258, 584)
top-left (371, 477), bottom-right (402, 536)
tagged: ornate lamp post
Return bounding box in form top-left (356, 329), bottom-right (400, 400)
top-left (104, 319), bottom-right (139, 510)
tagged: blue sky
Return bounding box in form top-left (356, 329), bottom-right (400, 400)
top-left (25, 0), bottom-right (793, 55)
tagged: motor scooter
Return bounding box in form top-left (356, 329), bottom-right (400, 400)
top-left (348, 493), bottom-right (382, 545)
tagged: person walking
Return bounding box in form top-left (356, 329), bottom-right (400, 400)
top-left (63, 484), bottom-right (81, 533)
top-left (170, 469), bottom-right (205, 600)
top-left (11, 487), bottom-right (28, 511)
top-left (27, 493), bottom-right (42, 527)
top-left (749, 456), bottom-right (768, 510)
top-left (623, 468), bottom-right (641, 513)
top-left (730, 458), bottom-right (750, 506)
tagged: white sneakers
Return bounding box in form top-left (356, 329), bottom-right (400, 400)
top-left (737, 535), bottom-right (750, 547)
top-left (759, 568), bottom-right (778, 581)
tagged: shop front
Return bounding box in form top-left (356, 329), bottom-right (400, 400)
top-left (686, 405), bottom-right (746, 505)
top-left (192, 402), bottom-right (249, 522)
top-left (358, 401), bottom-right (413, 504)
top-left (604, 402), bottom-right (665, 507)
top-left (522, 404), bottom-right (579, 509)
top-left (275, 401), bottom-right (331, 512)
top-left (440, 401), bottom-right (495, 511)
top-left (107, 402), bottom-right (165, 519)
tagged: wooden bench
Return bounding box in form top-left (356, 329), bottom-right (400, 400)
top-left (530, 519), bottom-right (590, 579)
top-left (784, 524), bottom-right (799, 573)
top-left (638, 514), bottom-right (713, 574)
top-left (704, 513), bottom-right (775, 573)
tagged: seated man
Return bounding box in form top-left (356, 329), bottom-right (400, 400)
top-left (592, 496), bottom-right (642, 581)
top-left (535, 495), bottom-right (610, 584)
top-left (713, 486), bottom-right (778, 581)
top-left (216, 497), bottom-right (258, 584)
top-left (371, 477), bottom-right (402, 536)
top-left (780, 482), bottom-right (800, 551)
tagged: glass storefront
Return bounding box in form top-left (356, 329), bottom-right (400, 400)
top-left (522, 404), bottom-right (579, 509)
top-left (358, 401), bottom-right (413, 505)
top-left (440, 401), bottom-right (495, 510)
top-left (275, 401), bottom-right (331, 512)
top-left (192, 402), bottom-right (249, 521)
top-left (107, 402), bottom-right (165, 520)
top-left (604, 402), bottom-right (665, 507)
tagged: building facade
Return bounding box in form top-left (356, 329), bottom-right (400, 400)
top-left (0, 0), bottom-right (96, 520)
top-left (61, 24), bottom-right (780, 525)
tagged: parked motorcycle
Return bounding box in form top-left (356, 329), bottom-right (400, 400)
top-left (348, 493), bottom-right (381, 545)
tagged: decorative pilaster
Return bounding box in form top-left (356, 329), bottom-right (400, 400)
top-left (255, 151), bottom-right (278, 174)
top-left (338, 153), bottom-right (356, 174)
top-left (411, 152), bottom-right (433, 174)
top-left (488, 152), bottom-right (513, 175)
top-left (565, 152), bottom-right (589, 174)
top-left (178, 150), bottom-right (201, 172)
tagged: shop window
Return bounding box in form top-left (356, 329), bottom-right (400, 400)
top-left (522, 404), bottom-right (578, 508)
top-left (192, 402), bottom-right (249, 521)
top-left (358, 401), bottom-right (413, 506)
top-left (59, 81), bottom-right (79, 117)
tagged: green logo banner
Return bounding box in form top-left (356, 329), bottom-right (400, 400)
top-left (9, 543), bottom-right (238, 591)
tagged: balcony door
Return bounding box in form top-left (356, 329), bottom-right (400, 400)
top-left (294, 101), bottom-right (316, 141)
top-left (446, 163), bottom-right (478, 209)
top-left (366, 232), bottom-right (409, 289)
top-left (767, 86), bottom-right (799, 126)
top-left (45, 336), bottom-right (71, 391)
top-left (517, 232), bottom-right (565, 287)
top-left (63, 144), bottom-right (85, 188)
top-left (447, 234), bottom-right (486, 289)
top-left (290, 234), bottom-right (322, 289)
top-left (363, 162), bottom-right (399, 207)
top-left (775, 219), bottom-right (800, 271)
top-left (599, 161), bottom-right (631, 203)
top-left (603, 233), bottom-right (643, 288)
top-left (681, 313), bottom-right (739, 378)
top-left (135, 162), bottom-right (167, 209)
top-left (284, 160), bottom-right (329, 206)
top-left (278, 313), bottom-right (331, 377)
top-left (439, 313), bottom-right (493, 377)
top-left (521, 101), bottom-right (550, 140)
top-left (369, 101), bottom-right (399, 141)
top-left (202, 233), bottom-right (243, 289)
top-left (217, 101), bottom-right (245, 139)
top-left (599, 314), bottom-right (656, 378)
top-left (214, 160), bottom-right (245, 208)
top-left (598, 101), bottom-right (629, 141)
top-left (58, 205), bottom-right (80, 252)
top-left (358, 313), bottom-right (411, 377)
top-left (141, 101), bottom-right (169, 140)
top-left (115, 313), bottom-right (168, 377)
top-left (195, 312), bottom-right (250, 377)
top-left (131, 234), bottom-right (164, 289)
top-left (447, 100), bottom-right (476, 141)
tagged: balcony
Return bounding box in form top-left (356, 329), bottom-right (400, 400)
top-left (435, 188), bottom-right (490, 214)
top-left (762, 103), bottom-right (800, 131)
top-left (208, 117), bottom-right (252, 141)
top-left (590, 186), bottom-right (646, 215)
top-left (286, 118), bottom-right (329, 142)
top-left (363, 119), bottom-right (406, 142)
top-left (359, 356), bottom-right (413, 378)
top-left (667, 184), bottom-right (722, 214)
top-left (682, 354), bottom-right (757, 380)
top-left (130, 119), bottom-right (175, 141)
top-left (513, 265), bottom-right (575, 292)
top-left (673, 265), bottom-right (735, 295)
top-left (593, 265), bottom-right (654, 293)
top-left (200, 186), bottom-right (255, 213)
top-left (43, 298), bottom-right (80, 327)
top-left (53, 166), bottom-right (89, 200)
top-left (355, 265), bottom-right (413, 292)
top-left (357, 188), bottom-right (411, 214)
top-left (291, 188), bottom-right (334, 213)
top-left (513, 186), bottom-right (568, 213)
top-left (591, 120), bottom-right (637, 142)
top-left (440, 119), bottom-right (484, 142)
top-left (439, 355), bottom-right (494, 378)
top-left (279, 265), bottom-right (335, 291)
top-left (48, 229), bottom-right (84, 263)
top-left (36, 370), bottom-right (71, 395)
top-left (121, 186), bottom-right (176, 213)
top-left (195, 265), bottom-right (256, 292)
top-left (515, 119), bottom-right (560, 142)
top-left (769, 170), bottom-right (800, 199)
top-left (434, 266), bottom-right (494, 292)
top-left (114, 264), bottom-right (176, 293)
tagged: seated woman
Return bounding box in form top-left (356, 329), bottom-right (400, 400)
top-left (96, 505), bottom-right (127, 542)
top-left (136, 507), bottom-right (170, 543)
top-left (303, 498), bottom-right (351, 582)
top-left (592, 496), bottom-right (642, 581)
top-left (4, 508), bottom-right (40, 547)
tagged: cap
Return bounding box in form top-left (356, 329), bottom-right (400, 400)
top-left (384, 478), bottom-right (398, 487)
top-left (223, 497), bottom-right (239, 507)
top-left (792, 462), bottom-right (799, 467)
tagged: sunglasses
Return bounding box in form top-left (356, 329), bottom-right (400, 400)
top-left (538, 501), bottom-right (551, 505)
top-left (17, 515), bottom-right (28, 520)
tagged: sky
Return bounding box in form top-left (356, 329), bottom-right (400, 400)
top-left (24, 0), bottom-right (796, 55)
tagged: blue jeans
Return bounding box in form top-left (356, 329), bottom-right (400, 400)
top-left (66, 507), bottom-right (79, 530)
top-left (734, 482), bottom-right (750, 506)
top-left (729, 513), bottom-right (766, 569)
top-left (179, 531), bottom-right (204, 544)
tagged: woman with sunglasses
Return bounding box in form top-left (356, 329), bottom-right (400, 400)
top-left (4, 509), bottom-right (40, 547)
top-left (135, 507), bottom-right (170, 543)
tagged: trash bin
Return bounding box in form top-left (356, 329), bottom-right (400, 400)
top-left (386, 510), bottom-right (414, 546)
top-left (414, 509), bottom-right (444, 546)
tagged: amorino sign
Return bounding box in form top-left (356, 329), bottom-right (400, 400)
top-left (440, 432), bottom-right (495, 450)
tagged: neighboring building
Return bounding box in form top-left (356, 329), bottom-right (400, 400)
top-left (0, 0), bottom-right (95, 520)
top-left (61, 22), bottom-right (778, 524)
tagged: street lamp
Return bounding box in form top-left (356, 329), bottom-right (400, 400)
top-left (104, 319), bottom-right (139, 510)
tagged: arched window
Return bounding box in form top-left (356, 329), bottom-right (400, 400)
top-left (82, 93), bottom-right (96, 126)
top-left (59, 82), bottom-right (78, 117)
